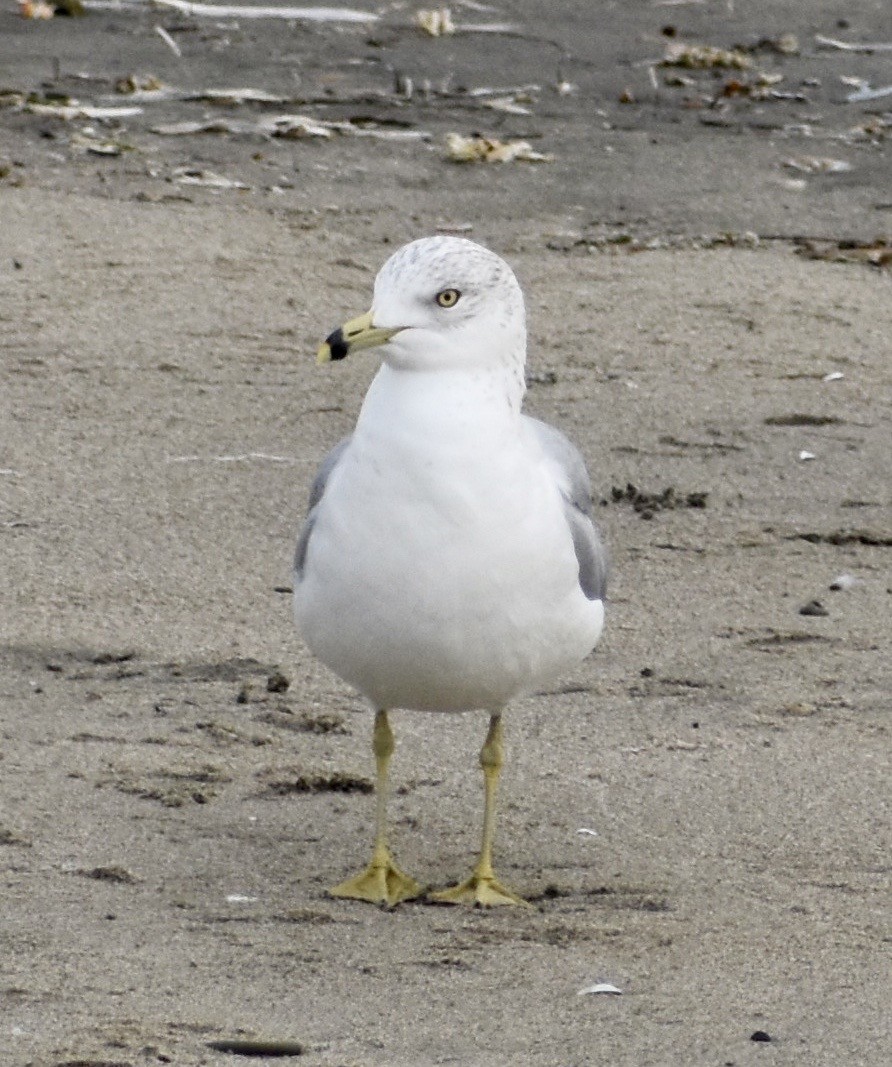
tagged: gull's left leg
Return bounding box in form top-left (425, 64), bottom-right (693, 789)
top-left (329, 709), bottom-right (424, 906)
top-left (430, 712), bottom-right (531, 907)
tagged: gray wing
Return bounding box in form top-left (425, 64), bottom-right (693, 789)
top-left (525, 416), bottom-right (608, 602)
top-left (294, 435), bottom-right (351, 581)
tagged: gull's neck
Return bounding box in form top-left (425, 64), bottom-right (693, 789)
top-left (357, 361), bottom-right (526, 444)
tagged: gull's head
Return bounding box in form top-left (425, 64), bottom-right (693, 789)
top-left (317, 236), bottom-right (526, 375)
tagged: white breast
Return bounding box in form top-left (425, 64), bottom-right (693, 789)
top-left (294, 365), bottom-right (604, 712)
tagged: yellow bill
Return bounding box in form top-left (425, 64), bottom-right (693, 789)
top-left (317, 310), bottom-right (403, 364)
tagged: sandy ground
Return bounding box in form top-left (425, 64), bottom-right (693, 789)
top-left (1, 3), bottom-right (891, 1066)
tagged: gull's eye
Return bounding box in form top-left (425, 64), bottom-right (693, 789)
top-left (435, 288), bottom-right (461, 308)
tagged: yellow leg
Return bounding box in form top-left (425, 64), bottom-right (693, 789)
top-left (329, 710), bottom-right (424, 906)
top-left (431, 713), bottom-right (531, 907)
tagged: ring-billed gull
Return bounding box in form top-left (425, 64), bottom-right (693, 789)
top-left (294, 236), bottom-right (607, 906)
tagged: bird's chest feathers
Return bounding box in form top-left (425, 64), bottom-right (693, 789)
top-left (332, 422), bottom-right (534, 537)
top-left (316, 395), bottom-right (559, 593)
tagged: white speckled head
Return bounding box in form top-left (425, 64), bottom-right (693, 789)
top-left (369, 237), bottom-right (527, 382)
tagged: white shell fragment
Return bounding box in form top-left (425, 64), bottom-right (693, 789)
top-left (798, 450), bottom-right (816, 461)
top-left (576, 828), bottom-right (598, 837)
top-left (167, 452), bottom-right (295, 464)
top-left (151, 114), bottom-right (431, 142)
top-left (150, 1), bottom-right (378, 22)
top-left (445, 132), bottom-right (554, 163)
top-left (155, 25), bottom-right (182, 57)
top-left (226, 894), bottom-right (259, 903)
top-left (482, 96), bottom-right (533, 115)
top-left (845, 82), bottom-right (892, 103)
top-left (578, 983), bottom-right (623, 996)
top-left (25, 101), bottom-right (143, 120)
top-left (188, 88), bottom-right (289, 105)
top-left (174, 168), bottom-right (249, 190)
top-left (783, 156), bottom-right (852, 174)
top-left (822, 371), bottom-right (845, 382)
top-left (416, 8), bottom-right (455, 36)
top-left (815, 34), bottom-right (892, 53)
top-left (829, 574), bottom-right (859, 591)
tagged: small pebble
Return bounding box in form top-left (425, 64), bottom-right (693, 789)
top-left (750, 1030), bottom-right (772, 1042)
top-left (207, 1038), bottom-right (304, 1056)
top-left (781, 701), bottom-right (816, 717)
top-left (526, 369), bottom-right (558, 386)
top-left (266, 671), bottom-right (290, 693)
top-left (799, 599), bottom-right (828, 617)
